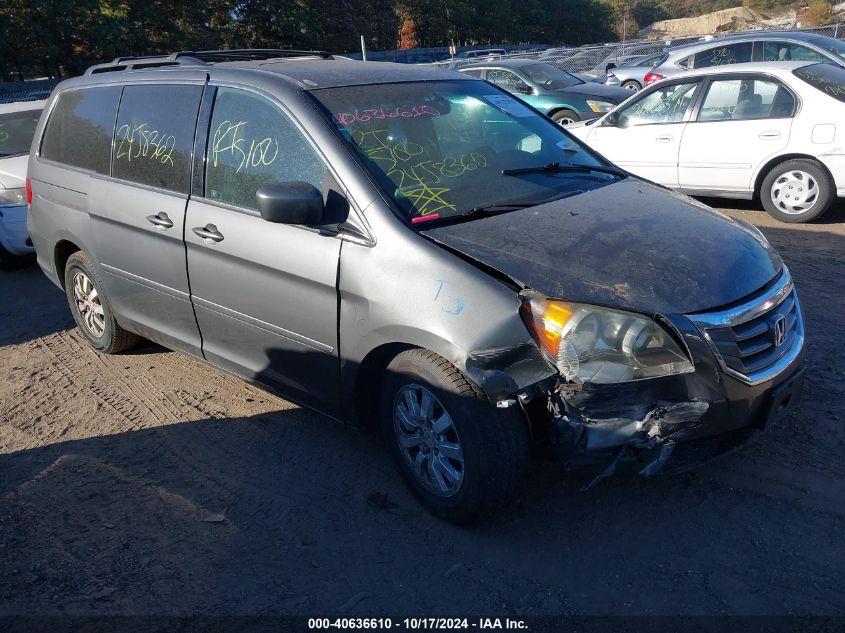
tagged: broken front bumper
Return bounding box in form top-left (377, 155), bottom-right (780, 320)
top-left (544, 273), bottom-right (807, 480)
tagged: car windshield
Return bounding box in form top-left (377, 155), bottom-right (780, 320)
top-left (310, 80), bottom-right (619, 224)
top-left (808, 36), bottom-right (845, 61)
top-left (520, 63), bottom-right (583, 89)
top-left (0, 109), bottom-right (41, 157)
top-left (793, 62), bottom-right (845, 103)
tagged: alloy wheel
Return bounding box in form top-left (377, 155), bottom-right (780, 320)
top-left (72, 271), bottom-right (106, 338)
top-left (393, 384), bottom-right (465, 497)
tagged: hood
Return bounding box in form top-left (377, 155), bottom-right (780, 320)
top-left (421, 179), bottom-right (782, 315)
top-left (0, 155), bottom-right (28, 190)
top-left (558, 82), bottom-right (633, 103)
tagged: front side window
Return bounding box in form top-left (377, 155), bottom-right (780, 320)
top-left (616, 81), bottom-right (699, 126)
top-left (793, 62), bottom-right (845, 104)
top-left (461, 69), bottom-right (484, 78)
top-left (694, 42), bottom-right (753, 68)
top-left (698, 78), bottom-right (795, 121)
top-left (112, 84), bottom-right (202, 193)
top-left (40, 86), bottom-right (121, 174)
top-left (0, 109), bottom-right (42, 158)
top-left (486, 69), bottom-right (531, 93)
top-left (205, 87), bottom-right (327, 210)
top-left (764, 42), bottom-right (826, 62)
top-left (310, 80), bottom-right (616, 224)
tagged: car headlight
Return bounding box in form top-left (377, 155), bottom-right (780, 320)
top-left (586, 99), bottom-right (615, 113)
top-left (521, 295), bottom-right (694, 384)
top-left (0, 187), bottom-right (26, 208)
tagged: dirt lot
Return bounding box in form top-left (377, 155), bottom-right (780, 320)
top-left (1, 201), bottom-right (844, 619)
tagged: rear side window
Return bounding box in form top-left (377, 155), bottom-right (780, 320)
top-left (205, 87), bottom-right (327, 210)
top-left (0, 109), bottom-right (42, 157)
top-left (113, 84), bottom-right (203, 194)
top-left (40, 86), bottom-right (120, 174)
top-left (793, 63), bottom-right (845, 104)
top-left (698, 78), bottom-right (795, 121)
top-left (694, 42), bottom-right (753, 68)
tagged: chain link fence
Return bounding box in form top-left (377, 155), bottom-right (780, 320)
top-left (0, 79), bottom-right (60, 105)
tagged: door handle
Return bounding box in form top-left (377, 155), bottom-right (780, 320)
top-left (759, 131), bottom-right (781, 139)
top-left (655, 135), bottom-right (673, 143)
top-left (146, 212), bottom-right (173, 230)
top-left (192, 224), bottom-right (224, 243)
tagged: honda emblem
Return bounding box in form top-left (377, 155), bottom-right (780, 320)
top-left (773, 316), bottom-right (787, 348)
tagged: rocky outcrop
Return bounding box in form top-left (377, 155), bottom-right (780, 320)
top-left (640, 7), bottom-right (763, 39)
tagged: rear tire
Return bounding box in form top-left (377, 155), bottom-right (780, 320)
top-left (64, 251), bottom-right (139, 354)
top-left (380, 349), bottom-right (530, 524)
top-left (621, 80), bottom-right (641, 91)
top-left (551, 109), bottom-right (581, 126)
top-left (760, 159), bottom-right (834, 223)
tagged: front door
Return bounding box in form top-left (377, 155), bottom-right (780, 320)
top-left (184, 86), bottom-right (342, 412)
top-left (679, 76), bottom-right (794, 193)
top-left (89, 79), bottom-right (205, 355)
top-left (586, 80), bottom-right (701, 188)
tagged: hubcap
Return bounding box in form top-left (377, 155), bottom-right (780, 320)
top-left (72, 271), bottom-right (105, 338)
top-left (557, 117), bottom-right (576, 127)
top-left (771, 170), bottom-right (819, 215)
top-left (393, 384), bottom-right (464, 497)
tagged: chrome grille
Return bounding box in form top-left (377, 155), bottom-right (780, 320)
top-left (688, 269), bottom-right (804, 386)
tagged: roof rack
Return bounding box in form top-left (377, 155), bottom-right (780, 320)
top-left (84, 49), bottom-right (333, 75)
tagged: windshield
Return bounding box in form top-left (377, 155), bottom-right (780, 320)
top-left (808, 36), bottom-right (845, 61)
top-left (310, 80), bottom-right (618, 224)
top-left (520, 63), bottom-right (583, 89)
top-left (793, 62), bottom-right (845, 103)
top-left (0, 109), bottom-right (41, 157)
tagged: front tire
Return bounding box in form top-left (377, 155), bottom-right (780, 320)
top-left (380, 349), bottom-right (529, 524)
top-left (760, 159), bottom-right (835, 223)
top-left (551, 109), bottom-right (581, 126)
top-left (64, 251), bottom-right (139, 354)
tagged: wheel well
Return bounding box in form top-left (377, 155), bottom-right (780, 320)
top-left (548, 106), bottom-right (577, 119)
top-left (54, 240), bottom-right (81, 289)
top-left (354, 343), bottom-right (416, 429)
top-left (753, 154), bottom-right (832, 199)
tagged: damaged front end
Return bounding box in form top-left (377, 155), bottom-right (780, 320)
top-left (549, 386), bottom-right (711, 487)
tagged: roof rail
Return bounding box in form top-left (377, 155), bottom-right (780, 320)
top-left (174, 49), bottom-right (334, 62)
top-left (84, 49), bottom-right (333, 75)
top-left (85, 53), bottom-right (206, 75)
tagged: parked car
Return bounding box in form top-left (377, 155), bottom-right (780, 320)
top-left (456, 48), bottom-right (507, 60)
top-left (604, 51), bottom-right (668, 91)
top-left (458, 59), bottom-right (632, 125)
top-left (568, 61), bottom-right (845, 222)
top-left (0, 99), bottom-right (44, 269)
top-left (643, 31), bottom-right (845, 87)
top-left (28, 51), bottom-right (805, 523)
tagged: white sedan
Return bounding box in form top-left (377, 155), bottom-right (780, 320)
top-left (567, 61), bottom-right (845, 222)
top-left (0, 99), bottom-right (45, 269)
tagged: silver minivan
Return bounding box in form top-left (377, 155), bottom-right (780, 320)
top-left (27, 50), bottom-right (806, 523)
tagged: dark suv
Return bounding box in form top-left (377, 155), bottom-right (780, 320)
top-left (26, 50), bottom-right (806, 523)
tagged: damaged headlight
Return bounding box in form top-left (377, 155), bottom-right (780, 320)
top-left (521, 295), bottom-right (694, 384)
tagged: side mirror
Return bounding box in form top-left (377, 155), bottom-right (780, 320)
top-left (515, 84), bottom-right (533, 95)
top-left (255, 181), bottom-right (325, 225)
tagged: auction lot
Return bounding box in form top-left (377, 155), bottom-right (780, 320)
top-left (1, 202), bottom-right (844, 617)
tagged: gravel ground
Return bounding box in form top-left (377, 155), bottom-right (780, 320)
top-left (1, 201), bottom-right (844, 618)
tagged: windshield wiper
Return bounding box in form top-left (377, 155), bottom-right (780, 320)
top-left (461, 202), bottom-right (537, 218)
top-left (501, 161), bottom-right (625, 178)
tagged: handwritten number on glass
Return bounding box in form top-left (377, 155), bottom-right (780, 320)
top-left (212, 120), bottom-right (279, 173)
top-left (116, 123), bottom-right (176, 166)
